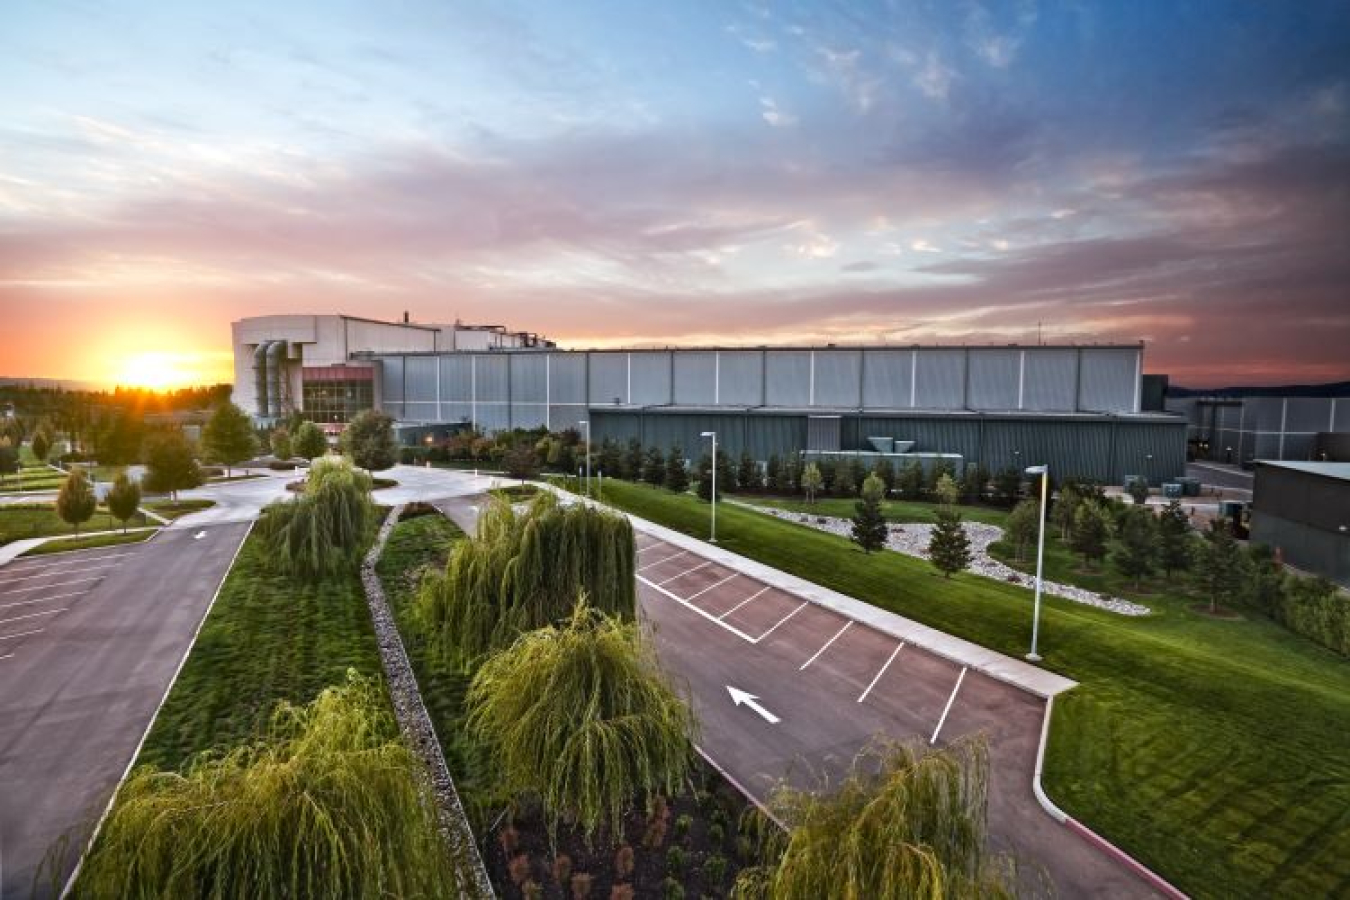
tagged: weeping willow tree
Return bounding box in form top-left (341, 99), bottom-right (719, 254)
top-left (466, 602), bottom-right (694, 843)
top-left (732, 738), bottom-right (1026, 900)
top-left (417, 491), bottom-right (635, 664)
top-left (257, 455), bottom-right (375, 577)
top-left (74, 672), bottom-right (463, 900)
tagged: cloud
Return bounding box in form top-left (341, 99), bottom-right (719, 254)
top-left (913, 51), bottom-right (956, 100)
top-left (759, 97), bottom-right (798, 127)
top-left (963, 1), bottom-right (1038, 69)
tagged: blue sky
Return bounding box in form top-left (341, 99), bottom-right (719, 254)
top-left (2, 0), bottom-right (1348, 386)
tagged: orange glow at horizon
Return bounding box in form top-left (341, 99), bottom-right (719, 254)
top-left (102, 349), bottom-right (234, 391)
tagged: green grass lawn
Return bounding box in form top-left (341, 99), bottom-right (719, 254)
top-left (19, 529), bottom-right (157, 556)
top-left (737, 492), bottom-right (1013, 527)
top-left (1, 468), bottom-right (66, 491)
top-left (136, 521), bottom-right (388, 771)
top-left (143, 498), bottom-right (216, 520)
top-left (0, 504), bottom-right (150, 545)
top-left (375, 513), bottom-right (503, 821)
top-left (580, 478), bottom-right (1350, 900)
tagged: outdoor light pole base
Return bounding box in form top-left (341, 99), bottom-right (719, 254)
top-left (1025, 652), bottom-right (1042, 663)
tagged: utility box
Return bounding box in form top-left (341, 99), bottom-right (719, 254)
top-left (1163, 482), bottom-right (1183, 499)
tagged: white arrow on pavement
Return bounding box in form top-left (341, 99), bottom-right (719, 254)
top-left (194, 531), bottom-right (207, 540)
top-left (726, 686), bottom-right (780, 724)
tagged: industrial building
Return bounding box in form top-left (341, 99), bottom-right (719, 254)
top-left (232, 313), bottom-right (1188, 484)
top-left (1166, 387), bottom-right (1350, 464)
top-left (1250, 462), bottom-right (1350, 586)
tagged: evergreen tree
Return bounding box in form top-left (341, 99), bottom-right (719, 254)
top-left (896, 460), bottom-right (924, 501)
top-left (764, 454), bottom-right (783, 493)
top-left (960, 463), bottom-right (986, 505)
top-left (555, 440), bottom-right (577, 476)
top-left (293, 420), bottom-right (328, 460)
top-left (927, 460), bottom-right (956, 499)
top-left (56, 465), bottom-right (97, 536)
top-left (818, 458), bottom-right (838, 496)
top-left (872, 458), bottom-right (895, 494)
top-left (142, 430), bottom-right (203, 500)
top-left (1114, 505), bottom-right (1158, 588)
top-left (781, 455), bottom-right (802, 495)
top-left (664, 445), bottom-right (690, 494)
top-left (340, 409), bottom-right (398, 471)
top-left (623, 437), bottom-right (644, 481)
top-left (1157, 500), bottom-right (1193, 575)
top-left (993, 467), bottom-right (1022, 507)
top-left (1242, 544), bottom-right (1286, 617)
top-left (1006, 498), bottom-right (1040, 564)
top-left (851, 474), bottom-right (889, 554)
top-left (107, 471), bottom-right (142, 532)
top-left (933, 472), bottom-right (960, 506)
top-left (715, 449), bottom-right (738, 494)
top-left (0, 438), bottom-right (16, 488)
top-left (1192, 519), bottom-right (1247, 614)
top-left (502, 443), bottom-right (541, 481)
top-left (800, 462), bottom-right (823, 504)
top-left (1070, 501), bottom-right (1112, 568)
top-left (202, 402), bottom-right (258, 477)
top-left (695, 453), bottom-right (714, 501)
top-left (1127, 477), bottom-right (1150, 505)
top-left (598, 438), bottom-right (623, 480)
top-left (927, 507), bottom-right (972, 578)
top-left (31, 427), bottom-right (51, 465)
top-left (270, 426), bottom-right (293, 462)
top-left (642, 446), bottom-right (666, 487)
top-left (737, 449), bottom-right (761, 492)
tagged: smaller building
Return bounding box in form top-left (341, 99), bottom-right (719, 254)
top-left (1250, 461), bottom-right (1350, 586)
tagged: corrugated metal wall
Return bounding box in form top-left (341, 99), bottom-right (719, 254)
top-left (1079, 349), bottom-right (1138, 412)
top-left (914, 350), bottom-right (966, 409)
top-left (967, 350), bottom-right (1019, 410)
top-left (674, 351), bottom-right (716, 405)
top-left (630, 353), bottom-right (672, 406)
top-left (765, 351), bottom-right (813, 406)
top-left (1023, 350), bottom-right (1078, 411)
top-left (813, 350), bottom-right (862, 407)
top-left (719, 351), bottom-right (763, 406)
top-left (862, 350), bottom-right (912, 408)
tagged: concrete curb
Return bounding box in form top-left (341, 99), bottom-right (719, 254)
top-left (1033, 698), bottom-right (1189, 900)
top-left (362, 506), bottom-right (495, 899)
top-left (0, 527), bottom-right (160, 568)
top-left (60, 521), bottom-right (254, 898)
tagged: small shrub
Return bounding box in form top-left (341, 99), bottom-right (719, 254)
top-left (610, 886), bottom-right (635, 900)
top-left (508, 853), bottom-right (531, 886)
top-left (644, 815), bottom-right (668, 849)
top-left (704, 854), bottom-right (728, 884)
top-left (735, 835), bottom-right (754, 862)
top-left (553, 853), bottom-right (573, 885)
top-left (614, 844), bottom-right (635, 880)
top-left (674, 812), bottom-right (693, 840)
top-left (500, 824), bottom-right (519, 855)
top-left (662, 876), bottom-right (685, 900)
top-left (667, 845), bottom-right (687, 877)
top-left (571, 871), bottom-right (593, 900)
top-left (708, 822), bottom-right (725, 845)
top-left (523, 879), bottom-right (543, 900)
top-left (400, 501), bottom-right (440, 520)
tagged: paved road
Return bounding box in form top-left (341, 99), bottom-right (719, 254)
top-left (435, 494), bottom-right (1156, 897)
top-left (0, 523), bottom-right (250, 898)
top-left (1186, 461), bottom-right (1254, 494)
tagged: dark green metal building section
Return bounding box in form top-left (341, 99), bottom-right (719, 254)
top-left (590, 410), bottom-right (1186, 484)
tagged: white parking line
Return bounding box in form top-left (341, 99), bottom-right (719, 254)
top-left (638, 549), bottom-right (688, 572)
top-left (0, 591), bottom-right (89, 612)
top-left (638, 574), bottom-right (759, 643)
top-left (0, 608), bottom-right (68, 627)
top-left (682, 572), bottom-right (740, 602)
top-left (636, 542), bottom-right (663, 553)
top-left (4, 552), bottom-right (132, 574)
top-left (717, 585), bottom-right (771, 620)
top-left (858, 642), bottom-right (904, 703)
top-left (754, 601), bottom-right (809, 643)
top-left (655, 561), bottom-right (712, 586)
top-left (799, 620), bottom-right (853, 671)
top-left (0, 576), bottom-right (102, 595)
top-left (0, 628), bottom-right (44, 641)
top-left (0, 563), bottom-right (119, 585)
top-left (930, 667), bottom-right (969, 745)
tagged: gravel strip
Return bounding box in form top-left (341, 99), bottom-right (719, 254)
top-left (362, 505), bottom-right (496, 899)
top-left (734, 501), bottom-right (1151, 617)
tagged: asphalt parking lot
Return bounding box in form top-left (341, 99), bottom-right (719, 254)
top-left (634, 532), bottom-right (1158, 899)
top-left (0, 523), bottom-right (251, 899)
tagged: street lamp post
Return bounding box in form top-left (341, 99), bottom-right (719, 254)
top-left (1025, 464), bottom-right (1049, 662)
top-left (579, 419), bottom-right (591, 497)
top-left (700, 431), bottom-right (717, 543)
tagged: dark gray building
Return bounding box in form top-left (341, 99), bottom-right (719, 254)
top-left (371, 343), bottom-right (1187, 485)
top-left (1167, 390), bottom-right (1350, 464)
top-left (1250, 462), bottom-right (1350, 586)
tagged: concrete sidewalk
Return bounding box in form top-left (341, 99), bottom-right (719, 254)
top-left (0, 527), bottom-right (160, 567)
top-left (541, 482), bottom-right (1077, 699)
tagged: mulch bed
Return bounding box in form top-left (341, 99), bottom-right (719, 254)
top-left (485, 767), bottom-right (762, 899)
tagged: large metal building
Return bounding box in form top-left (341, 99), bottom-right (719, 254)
top-left (369, 343), bottom-right (1187, 484)
top-left (1166, 390), bottom-right (1350, 464)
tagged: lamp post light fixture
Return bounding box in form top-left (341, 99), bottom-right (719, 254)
top-left (700, 430), bottom-right (717, 543)
top-left (578, 419), bottom-right (591, 497)
top-left (1024, 464), bottom-right (1050, 663)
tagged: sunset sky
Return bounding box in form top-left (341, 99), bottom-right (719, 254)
top-left (2, 1), bottom-right (1348, 389)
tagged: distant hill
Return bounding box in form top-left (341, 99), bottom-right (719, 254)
top-left (1168, 381), bottom-right (1350, 398)
top-left (0, 376), bottom-right (100, 390)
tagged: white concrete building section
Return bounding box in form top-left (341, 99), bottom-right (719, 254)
top-left (230, 314), bottom-right (551, 423)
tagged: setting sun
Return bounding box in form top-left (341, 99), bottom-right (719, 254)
top-left (114, 351), bottom-right (200, 390)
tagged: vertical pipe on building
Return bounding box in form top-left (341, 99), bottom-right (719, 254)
top-left (471, 356), bottom-right (477, 433)
top-left (1018, 350), bottom-right (1026, 410)
top-left (626, 352), bottom-right (632, 405)
top-left (254, 343), bottom-right (271, 418)
top-left (760, 349), bottom-right (767, 407)
top-left (910, 350), bottom-right (918, 408)
top-left (1279, 397), bottom-right (1288, 460)
top-left (714, 352), bottom-right (720, 406)
top-left (1132, 346), bottom-right (1142, 412)
top-left (1238, 402), bottom-right (1246, 463)
top-left (1074, 348), bottom-right (1083, 412)
top-left (962, 349), bottom-right (970, 410)
top-left (809, 351), bottom-right (816, 407)
top-left (506, 355), bottom-right (513, 430)
top-left (266, 340), bottom-right (286, 420)
top-left (545, 354), bottom-right (551, 431)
